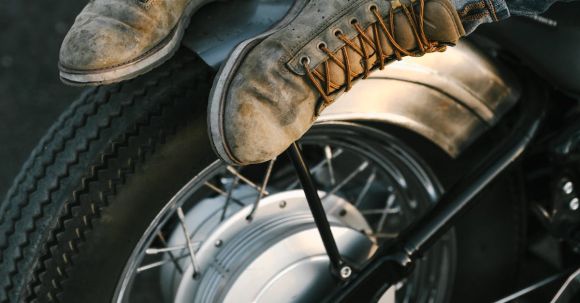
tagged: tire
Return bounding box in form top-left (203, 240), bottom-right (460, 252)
top-left (0, 48), bottom-right (525, 303)
top-left (0, 49), bottom-right (216, 302)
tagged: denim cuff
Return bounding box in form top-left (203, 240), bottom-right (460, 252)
top-left (453, 0), bottom-right (511, 34)
top-left (488, 0), bottom-right (510, 20)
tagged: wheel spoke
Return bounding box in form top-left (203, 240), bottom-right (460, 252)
top-left (226, 166), bottom-right (270, 195)
top-left (286, 148), bottom-right (344, 190)
top-left (321, 161), bottom-right (369, 201)
top-left (136, 253), bottom-right (190, 273)
top-left (324, 146), bottom-right (337, 186)
top-left (494, 272), bottom-right (566, 303)
top-left (376, 193), bottom-right (397, 232)
top-left (355, 169), bottom-right (377, 207)
top-left (359, 208), bottom-right (401, 215)
top-left (247, 159), bottom-right (276, 220)
top-left (204, 182), bottom-right (245, 206)
top-left (366, 232), bottom-right (399, 239)
top-left (221, 175), bottom-right (240, 221)
top-left (177, 207), bottom-right (200, 279)
top-left (156, 232), bottom-right (184, 274)
top-left (145, 243), bottom-right (201, 255)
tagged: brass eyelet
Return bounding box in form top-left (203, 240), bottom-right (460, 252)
top-left (333, 29), bottom-right (344, 37)
top-left (318, 42), bottom-right (327, 50)
top-left (350, 18), bottom-right (358, 24)
top-left (369, 4), bottom-right (378, 11)
top-left (300, 56), bottom-right (311, 65)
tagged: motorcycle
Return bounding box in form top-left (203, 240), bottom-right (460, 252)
top-left (0, 0), bottom-right (579, 302)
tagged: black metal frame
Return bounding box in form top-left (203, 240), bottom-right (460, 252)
top-left (287, 142), bottom-right (351, 278)
top-left (287, 88), bottom-right (546, 302)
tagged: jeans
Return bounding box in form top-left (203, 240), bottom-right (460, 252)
top-left (453, 0), bottom-right (569, 34)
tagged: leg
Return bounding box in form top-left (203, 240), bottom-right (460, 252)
top-left (455, 0), bottom-right (572, 34)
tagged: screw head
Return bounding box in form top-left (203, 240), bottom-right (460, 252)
top-left (215, 240), bottom-right (223, 247)
top-left (563, 181), bottom-right (574, 195)
top-left (570, 198), bottom-right (579, 211)
top-left (340, 266), bottom-right (352, 279)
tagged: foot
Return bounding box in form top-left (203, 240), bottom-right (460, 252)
top-left (209, 0), bottom-right (466, 165)
top-left (59, 0), bottom-right (211, 85)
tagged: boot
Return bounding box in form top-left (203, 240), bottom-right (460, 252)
top-left (208, 0), bottom-right (465, 165)
top-left (59, 0), bottom-right (213, 85)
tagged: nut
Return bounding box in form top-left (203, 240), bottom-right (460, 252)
top-left (563, 181), bottom-right (574, 195)
top-left (340, 266), bottom-right (352, 279)
top-left (570, 198), bottom-right (579, 211)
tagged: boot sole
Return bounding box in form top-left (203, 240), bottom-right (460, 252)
top-left (208, 0), bottom-right (308, 165)
top-left (59, 0), bottom-right (212, 86)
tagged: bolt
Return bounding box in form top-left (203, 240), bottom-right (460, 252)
top-left (339, 266), bottom-right (352, 279)
top-left (279, 200), bottom-right (287, 208)
top-left (570, 198), bottom-right (579, 211)
top-left (563, 181), bottom-right (574, 195)
top-left (215, 240), bottom-right (223, 247)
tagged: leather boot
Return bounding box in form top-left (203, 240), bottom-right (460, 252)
top-left (59, 0), bottom-right (213, 85)
top-left (209, 0), bottom-right (465, 165)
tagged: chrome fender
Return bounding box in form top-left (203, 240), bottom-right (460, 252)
top-left (320, 42), bottom-right (520, 157)
top-left (184, 0), bottom-right (520, 158)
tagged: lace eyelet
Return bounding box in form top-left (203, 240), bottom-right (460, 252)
top-left (301, 56), bottom-right (311, 65)
top-left (350, 18), bottom-right (358, 25)
top-left (333, 29), bottom-right (344, 37)
top-left (136, 0), bottom-right (151, 7)
top-left (318, 42), bottom-right (327, 50)
top-left (369, 4), bottom-right (378, 12)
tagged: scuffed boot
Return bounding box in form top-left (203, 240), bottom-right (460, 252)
top-left (209, 0), bottom-right (465, 165)
top-left (59, 0), bottom-right (214, 85)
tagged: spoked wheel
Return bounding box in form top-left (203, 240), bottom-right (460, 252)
top-left (116, 122), bottom-right (455, 303)
top-left (7, 51), bottom-right (532, 303)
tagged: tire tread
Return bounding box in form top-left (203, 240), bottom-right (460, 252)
top-left (0, 51), bottom-right (211, 302)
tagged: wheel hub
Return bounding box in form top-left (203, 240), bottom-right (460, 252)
top-left (162, 189), bottom-right (374, 302)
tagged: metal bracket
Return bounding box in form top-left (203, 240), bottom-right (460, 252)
top-left (287, 142), bottom-right (354, 280)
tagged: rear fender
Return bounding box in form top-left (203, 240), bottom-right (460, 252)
top-left (319, 42), bottom-right (520, 157)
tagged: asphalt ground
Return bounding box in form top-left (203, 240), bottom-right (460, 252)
top-left (0, 0), bottom-right (85, 198)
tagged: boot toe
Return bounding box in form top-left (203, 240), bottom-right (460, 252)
top-left (220, 69), bottom-right (317, 165)
top-left (223, 96), bottom-right (295, 165)
top-left (59, 15), bottom-right (145, 72)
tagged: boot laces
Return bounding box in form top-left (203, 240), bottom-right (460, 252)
top-left (302, 0), bottom-right (447, 110)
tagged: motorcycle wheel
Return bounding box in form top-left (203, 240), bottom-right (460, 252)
top-left (0, 49), bottom-right (522, 303)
